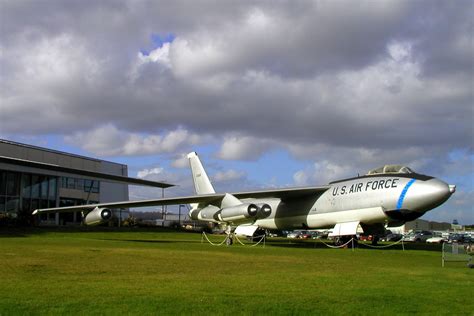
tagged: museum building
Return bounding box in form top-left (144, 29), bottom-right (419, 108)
top-left (0, 139), bottom-right (172, 225)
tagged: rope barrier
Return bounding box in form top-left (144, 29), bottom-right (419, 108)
top-left (201, 231), bottom-right (404, 251)
top-left (358, 238), bottom-right (405, 250)
top-left (319, 238), bottom-right (355, 249)
top-left (234, 234), bottom-right (266, 247)
top-left (201, 232), bottom-right (266, 247)
top-left (201, 232), bottom-right (228, 246)
top-left (234, 234), bottom-right (246, 245)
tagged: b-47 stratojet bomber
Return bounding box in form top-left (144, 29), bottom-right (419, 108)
top-left (33, 152), bottom-right (455, 245)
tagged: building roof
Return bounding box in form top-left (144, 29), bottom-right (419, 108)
top-left (0, 139), bottom-right (119, 165)
top-left (0, 140), bottom-right (175, 189)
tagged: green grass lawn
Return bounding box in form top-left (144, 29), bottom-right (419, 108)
top-left (0, 227), bottom-right (472, 315)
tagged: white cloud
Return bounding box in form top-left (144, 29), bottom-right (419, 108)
top-left (387, 41), bottom-right (412, 62)
top-left (137, 167), bottom-right (164, 179)
top-left (140, 43), bottom-right (172, 66)
top-left (293, 170), bottom-right (309, 186)
top-left (213, 170), bottom-right (246, 182)
top-left (129, 42), bottom-right (171, 81)
top-left (217, 135), bottom-right (274, 161)
top-left (65, 125), bottom-right (203, 157)
top-left (171, 153), bottom-right (190, 169)
top-left (170, 37), bottom-right (230, 78)
top-left (293, 161), bottom-right (355, 185)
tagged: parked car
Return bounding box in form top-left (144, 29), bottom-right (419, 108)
top-left (359, 235), bottom-right (373, 241)
top-left (286, 231), bottom-right (301, 239)
top-left (448, 233), bottom-right (472, 244)
top-left (382, 233), bottom-right (403, 242)
top-left (312, 231), bottom-right (330, 239)
top-left (426, 236), bottom-right (446, 244)
top-left (299, 231), bottom-right (313, 239)
top-left (403, 230), bottom-right (433, 242)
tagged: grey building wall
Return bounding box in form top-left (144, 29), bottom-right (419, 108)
top-left (390, 219), bottom-right (453, 234)
top-left (99, 160), bottom-right (129, 203)
top-left (0, 139), bottom-right (129, 223)
top-left (0, 140), bottom-right (101, 171)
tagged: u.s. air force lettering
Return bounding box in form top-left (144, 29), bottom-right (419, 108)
top-left (332, 178), bottom-right (399, 196)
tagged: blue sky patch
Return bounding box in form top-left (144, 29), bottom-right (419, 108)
top-left (140, 33), bottom-right (176, 55)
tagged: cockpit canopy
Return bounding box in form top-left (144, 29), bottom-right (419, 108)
top-left (366, 165), bottom-right (414, 175)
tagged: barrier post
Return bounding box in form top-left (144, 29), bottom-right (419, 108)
top-left (442, 242), bottom-right (445, 267)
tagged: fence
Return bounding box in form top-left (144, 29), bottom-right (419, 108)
top-left (442, 242), bottom-right (473, 267)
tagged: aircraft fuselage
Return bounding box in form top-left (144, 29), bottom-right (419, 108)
top-left (248, 173), bottom-right (454, 230)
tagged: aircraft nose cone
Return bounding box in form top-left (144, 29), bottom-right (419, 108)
top-left (409, 178), bottom-right (454, 212)
top-left (449, 184), bottom-right (456, 194)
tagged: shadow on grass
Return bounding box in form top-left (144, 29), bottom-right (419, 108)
top-left (0, 227), bottom-right (444, 252)
top-left (0, 226), bottom-right (194, 238)
top-left (92, 238), bottom-right (203, 245)
top-left (266, 238), bottom-right (442, 252)
top-left (0, 227), bottom-right (48, 238)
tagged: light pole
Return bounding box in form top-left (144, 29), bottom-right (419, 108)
top-left (178, 204), bottom-right (185, 226)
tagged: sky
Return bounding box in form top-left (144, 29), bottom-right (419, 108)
top-left (0, 0), bottom-right (472, 224)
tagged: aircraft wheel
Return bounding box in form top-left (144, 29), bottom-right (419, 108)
top-left (371, 236), bottom-right (379, 246)
top-left (226, 236), bottom-right (233, 246)
top-left (334, 236), bottom-right (352, 247)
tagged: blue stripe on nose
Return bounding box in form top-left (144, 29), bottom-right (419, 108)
top-left (397, 179), bottom-right (416, 210)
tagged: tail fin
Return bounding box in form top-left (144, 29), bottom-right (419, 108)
top-left (187, 152), bottom-right (216, 195)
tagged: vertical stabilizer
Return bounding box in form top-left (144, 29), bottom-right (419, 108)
top-left (187, 152), bottom-right (216, 195)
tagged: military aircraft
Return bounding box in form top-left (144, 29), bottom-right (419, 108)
top-left (33, 152), bottom-right (456, 245)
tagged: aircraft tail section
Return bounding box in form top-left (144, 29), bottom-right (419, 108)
top-left (187, 152), bottom-right (216, 195)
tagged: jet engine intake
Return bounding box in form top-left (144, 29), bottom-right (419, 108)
top-left (218, 203), bottom-right (259, 222)
top-left (256, 204), bottom-right (272, 219)
top-left (84, 207), bottom-right (113, 226)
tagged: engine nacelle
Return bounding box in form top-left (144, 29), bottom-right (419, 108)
top-left (256, 204), bottom-right (272, 219)
top-left (218, 203), bottom-right (259, 223)
top-left (192, 205), bottom-right (220, 222)
top-left (84, 207), bottom-right (113, 226)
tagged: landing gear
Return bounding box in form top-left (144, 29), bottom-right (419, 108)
top-left (225, 225), bottom-right (233, 246)
top-left (334, 235), bottom-right (357, 247)
top-left (371, 236), bottom-right (380, 246)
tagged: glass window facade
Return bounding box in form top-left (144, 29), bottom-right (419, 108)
top-left (0, 170), bottom-right (58, 223)
top-left (1, 170), bottom-right (104, 225)
top-left (61, 177), bottom-right (100, 193)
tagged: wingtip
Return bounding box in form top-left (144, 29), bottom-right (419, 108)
top-left (32, 209), bottom-right (38, 215)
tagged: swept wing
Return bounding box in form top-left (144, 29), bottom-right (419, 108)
top-left (32, 186), bottom-right (330, 215)
top-left (232, 186), bottom-right (330, 200)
